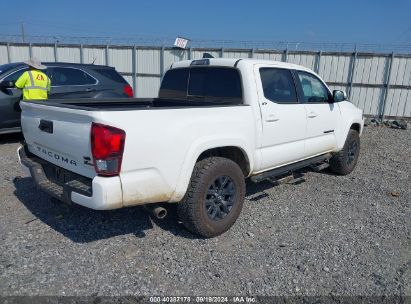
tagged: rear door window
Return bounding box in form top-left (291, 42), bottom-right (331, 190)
top-left (49, 67), bottom-right (97, 86)
top-left (259, 68), bottom-right (298, 103)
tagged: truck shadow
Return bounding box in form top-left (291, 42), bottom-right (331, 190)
top-left (13, 177), bottom-right (200, 242)
top-left (13, 175), bottom-right (309, 243)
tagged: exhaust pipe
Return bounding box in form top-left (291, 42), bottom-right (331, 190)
top-left (143, 204), bottom-right (167, 219)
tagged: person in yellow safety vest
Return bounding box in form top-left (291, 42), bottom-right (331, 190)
top-left (15, 58), bottom-right (51, 100)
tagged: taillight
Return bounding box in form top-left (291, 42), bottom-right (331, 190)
top-left (123, 84), bottom-right (133, 97)
top-left (90, 123), bottom-right (126, 176)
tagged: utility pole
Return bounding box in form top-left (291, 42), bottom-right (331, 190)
top-left (21, 22), bottom-right (25, 43)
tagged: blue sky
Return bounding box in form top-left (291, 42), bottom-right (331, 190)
top-left (1, 0), bottom-right (410, 45)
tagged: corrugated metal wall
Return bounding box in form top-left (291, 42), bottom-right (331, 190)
top-left (0, 42), bottom-right (410, 118)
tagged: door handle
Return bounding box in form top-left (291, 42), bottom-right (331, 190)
top-left (39, 119), bottom-right (53, 134)
top-left (307, 111), bottom-right (318, 118)
top-left (266, 114), bottom-right (279, 122)
top-left (85, 88), bottom-right (95, 92)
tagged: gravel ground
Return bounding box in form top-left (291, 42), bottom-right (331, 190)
top-left (0, 126), bottom-right (410, 298)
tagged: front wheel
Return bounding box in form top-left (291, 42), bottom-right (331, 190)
top-left (329, 129), bottom-right (360, 175)
top-left (177, 157), bottom-right (245, 238)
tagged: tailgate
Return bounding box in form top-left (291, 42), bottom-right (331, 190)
top-left (20, 102), bottom-right (96, 178)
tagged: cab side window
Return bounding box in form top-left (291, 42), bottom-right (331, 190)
top-left (297, 71), bottom-right (330, 103)
top-left (259, 68), bottom-right (298, 103)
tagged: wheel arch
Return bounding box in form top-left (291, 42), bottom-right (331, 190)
top-left (197, 146), bottom-right (250, 177)
top-left (169, 140), bottom-right (253, 202)
top-left (337, 118), bottom-right (364, 150)
top-left (350, 122), bottom-right (361, 134)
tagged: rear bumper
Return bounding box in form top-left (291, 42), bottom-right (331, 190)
top-left (17, 145), bottom-right (123, 210)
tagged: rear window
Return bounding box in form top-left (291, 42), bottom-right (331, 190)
top-left (159, 67), bottom-right (242, 103)
top-left (159, 68), bottom-right (189, 99)
top-left (92, 68), bottom-right (127, 83)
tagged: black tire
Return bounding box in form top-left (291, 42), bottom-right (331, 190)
top-left (177, 157), bottom-right (245, 238)
top-left (329, 129), bottom-right (360, 175)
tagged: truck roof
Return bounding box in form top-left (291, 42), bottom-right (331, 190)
top-left (171, 58), bottom-right (313, 73)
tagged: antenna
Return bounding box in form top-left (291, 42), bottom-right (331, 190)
top-left (92, 56), bottom-right (96, 64)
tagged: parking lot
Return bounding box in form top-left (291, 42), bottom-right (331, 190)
top-left (0, 126), bottom-right (410, 297)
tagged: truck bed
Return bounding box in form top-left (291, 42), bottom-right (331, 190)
top-left (20, 97), bottom-right (254, 183)
top-left (27, 97), bottom-right (245, 111)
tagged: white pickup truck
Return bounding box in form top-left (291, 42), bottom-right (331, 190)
top-left (18, 57), bottom-right (364, 237)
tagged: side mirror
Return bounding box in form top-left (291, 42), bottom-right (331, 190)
top-left (0, 81), bottom-right (15, 89)
top-left (333, 90), bottom-right (347, 102)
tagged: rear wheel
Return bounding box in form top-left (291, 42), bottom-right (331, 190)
top-left (177, 157), bottom-right (245, 238)
top-left (329, 129), bottom-right (360, 175)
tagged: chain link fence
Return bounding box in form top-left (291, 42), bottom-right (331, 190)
top-left (1, 34), bottom-right (411, 53)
